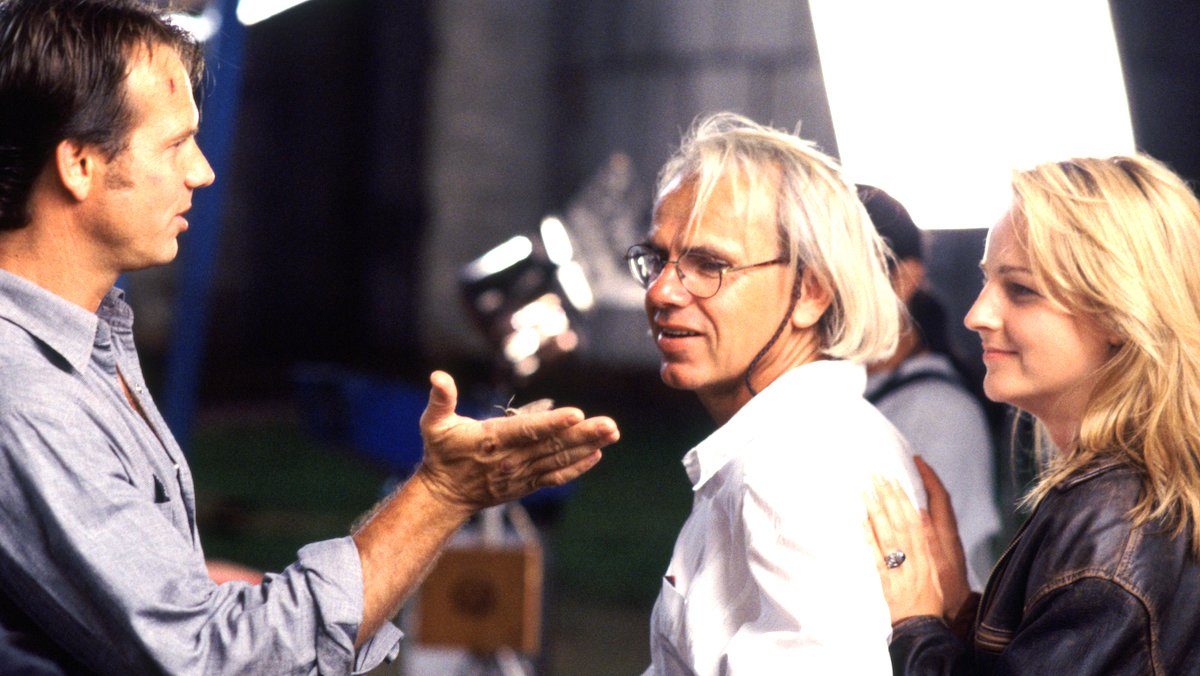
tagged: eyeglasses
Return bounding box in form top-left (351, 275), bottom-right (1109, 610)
top-left (624, 244), bottom-right (787, 299)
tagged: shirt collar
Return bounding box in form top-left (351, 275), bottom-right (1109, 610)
top-left (0, 268), bottom-right (128, 373)
top-left (683, 359), bottom-right (866, 489)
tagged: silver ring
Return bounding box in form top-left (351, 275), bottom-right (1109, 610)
top-left (884, 550), bottom-right (907, 569)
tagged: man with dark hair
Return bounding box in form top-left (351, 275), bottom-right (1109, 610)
top-left (0, 1), bottom-right (619, 672)
top-left (0, 0), bottom-right (206, 232)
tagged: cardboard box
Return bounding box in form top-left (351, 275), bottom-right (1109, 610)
top-left (416, 541), bottom-right (543, 655)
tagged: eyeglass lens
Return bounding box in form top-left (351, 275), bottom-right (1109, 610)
top-left (626, 247), bottom-right (722, 298)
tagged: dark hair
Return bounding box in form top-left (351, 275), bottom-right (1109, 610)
top-left (857, 184), bottom-right (922, 263)
top-left (0, 0), bottom-right (203, 230)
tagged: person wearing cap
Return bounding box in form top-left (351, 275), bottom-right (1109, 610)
top-left (859, 185), bottom-right (1002, 590)
top-left (626, 113), bottom-right (924, 675)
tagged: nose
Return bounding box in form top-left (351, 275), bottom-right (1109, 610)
top-left (645, 260), bottom-right (691, 307)
top-left (964, 282), bottom-right (999, 334)
top-left (187, 143), bottom-right (216, 189)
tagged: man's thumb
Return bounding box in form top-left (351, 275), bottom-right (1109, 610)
top-left (422, 370), bottom-right (458, 425)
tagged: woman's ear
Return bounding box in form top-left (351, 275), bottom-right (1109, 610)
top-left (54, 139), bottom-right (96, 202)
top-left (791, 268), bottom-right (833, 330)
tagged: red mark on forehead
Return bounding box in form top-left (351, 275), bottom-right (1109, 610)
top-left (168, 77), bottom-right (177, 94)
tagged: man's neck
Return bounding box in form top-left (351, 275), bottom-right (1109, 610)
top-left (701, 346), bottom-right (826, 427)
top-left (0, 225), bottom-right (116, 313)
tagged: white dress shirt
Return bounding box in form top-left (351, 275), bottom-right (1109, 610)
top-left (645, 359), bottom-right (925, 675)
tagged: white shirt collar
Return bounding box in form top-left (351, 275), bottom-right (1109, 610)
top-left (682, 359), bottom-right (867, 490)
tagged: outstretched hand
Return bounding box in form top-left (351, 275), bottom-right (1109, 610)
top-left (414, 371), bottom-right (620, 515)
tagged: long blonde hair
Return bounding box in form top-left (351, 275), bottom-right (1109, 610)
top-left (1016, 154), bottom-right (1200, 554)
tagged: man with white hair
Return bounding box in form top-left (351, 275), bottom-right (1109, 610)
top-left (628, 113), bottom-right (924, 674)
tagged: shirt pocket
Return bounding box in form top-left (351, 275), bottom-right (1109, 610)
top-left (650, 576), bottom-right (693, 671)
top-left (148, 471), bottom-right (187, 533)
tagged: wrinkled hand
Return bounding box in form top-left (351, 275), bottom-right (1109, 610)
top-left (915, 456), bottom-right (973, 626)
top-left (413, 371), bottom-right (620, 514)
top-left (866, 474), bottom-right (944, 625)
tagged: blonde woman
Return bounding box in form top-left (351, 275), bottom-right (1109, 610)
top-left (867, 154), bottom-right (1200, 674)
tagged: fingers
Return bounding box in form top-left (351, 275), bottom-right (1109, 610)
top-left (919, 509), bottom-right (941, 563)
top-left (865, 482), bottom-right (894, 554)
top-left (489, 416), bottom-right (617, 489)
top-left (864, 485), bottom-right (897, 577)
top-left (868, 478), bottom-right (933, 568)
top-left (914, 455), bottom-right (962, 539)
top-left (867, 479), bottom-right (913, 567)
top-left (522, 438), bottom-right (607, 479)
top-left (912, 458), bottom-right (972, 617)
top-left (527, 449), bottom-right (604, 491)
top-left (498, 446), bottom-right (603, 501)
top-left (866, 477), bottom-right (946, 623)
top-left (486, 407), bottom-right (582, 446)
top-left (873, 476), bottom-right (924, 539)
top-left (864, 514), bottom-right (891, 582)
top-left (914, 455), bottom-right (940, 489)
top-left (413, 371), bottom-right (621, 510)
top-left (485, 410), bottom-right (620, 455)
top-left (915, 456), bottom-right (951, 516)
top-left (548, 414), bottom-right (620, 450)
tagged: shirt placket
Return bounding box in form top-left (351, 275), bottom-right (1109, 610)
top-left (98, 318), bottom-right (199, 545)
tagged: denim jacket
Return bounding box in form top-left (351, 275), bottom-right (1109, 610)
top-left (889, 464), bottom-right (1200, 675)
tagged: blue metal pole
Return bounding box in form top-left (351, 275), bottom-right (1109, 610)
top-left (161, 0), bottom-right (247, 449)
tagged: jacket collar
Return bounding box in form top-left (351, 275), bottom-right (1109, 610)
top-left (1054, 461), bottom-right (1132, 492)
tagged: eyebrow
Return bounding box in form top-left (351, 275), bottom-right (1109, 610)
top-left (979, 262), bottom-right (1033, 275)
top-left (654, 245), bottom-right (728, 262)
top-left (173, 122), bottom-right (200, 140)
top-left (680, 244), bottom-right (728, 260)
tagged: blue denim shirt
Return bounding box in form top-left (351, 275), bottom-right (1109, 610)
top-left (0, 269), bottom-right (401, 674)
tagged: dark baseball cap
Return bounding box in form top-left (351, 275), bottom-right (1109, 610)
top-left (857, 184), bottom-right (922, 262)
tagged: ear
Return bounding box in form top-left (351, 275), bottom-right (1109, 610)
top-left (790, 267), bottom-right (834, 330)
top-left (892, 258), bottom-right (926, 304)
top-left (53, 139), bottom-right (97, 202)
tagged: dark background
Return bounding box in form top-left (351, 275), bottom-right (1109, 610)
top-left (145, 0), bottom-right (1200, 400)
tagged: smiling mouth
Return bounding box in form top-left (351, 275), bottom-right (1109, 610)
top-left (659, 327), bottom-right (700, 339)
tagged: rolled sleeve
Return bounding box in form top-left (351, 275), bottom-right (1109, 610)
top-left (293, 537), bottom-right (402, 674)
